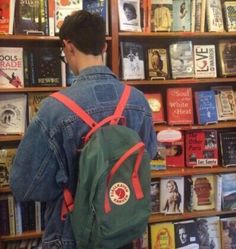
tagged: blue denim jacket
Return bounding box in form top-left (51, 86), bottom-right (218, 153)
top-left (10, 66), bottom-right (157, 249)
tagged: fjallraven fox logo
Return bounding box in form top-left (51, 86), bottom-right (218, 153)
top-left (109, 182), bottom-right (130, 205)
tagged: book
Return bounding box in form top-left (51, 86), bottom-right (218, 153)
top-left (147, 48), bottom-right (169, 79)
top-left (14, 201), bottom-right (23, 234)
top-left (0, 195), bottom-right (10, 235)
top-left (0, 147), bottom-right (17, 187)
top-left (193, 45), bottom-right (217, 78)
top-left (118, 0), bottom-right (142, 32)
top-left (150, 140), bottom-right (167, 171)
top-left (0, 0), bottom-right (15, 34)
top-left (132, 227), bottom-right (149, 249)
top-left (172, 0), bottom-right (191, 31)
top-left (0, 47), bottom-right (24, 88)
top-left (120, 41), bottom-right (145, 80)
top-left (218, 40), bottom-right (236, 76)
top-left (166, 87), bottom-right (194, 125)
top-left (0, 94), bottom-right (27, 135)
top-left (150, 0), bottom-right (173, 32)
top-left (185, 130), bottom-right (218, 167)
top-left (196, 216), bottom-right (221, 249)
top-left (8, 194), bottom-right (15, 235)
top-left (150, 180), bottom-right (160, 214)
top-left (174, 220), bottom-right (199, 249)
top-left (169, 41), bottom-right (194, 79)
top-left (192, 174), bottom-right (216, 210)
top-left (150, 222), bottom-right (175, 249)
top-left (221, 217), bottom-right (236, 249)
top-left (160, 177), bottom-right (184, 214)
top-left (145, 93), bottom-right (165, 124)
top-left (224, 1), bottom-right (236, 32)
top-left (194, 90), bottom-right (218, 125)
top-left (211, 86), bottom-right (236, 121)
top-left (219, 132), bottom-right (236, 167)
top-left (194, 0), bottom-right (206, 31)
top-left (206, 0), bottom-right (224, 32)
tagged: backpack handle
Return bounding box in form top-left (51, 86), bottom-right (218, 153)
top-left (104, 142), bottom-right (145, 214)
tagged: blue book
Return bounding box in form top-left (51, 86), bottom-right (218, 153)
top-left (195, 90), bottom-right (218, 125)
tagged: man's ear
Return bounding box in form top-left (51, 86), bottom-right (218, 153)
top-left (64, 40), bottom-right (76, 54)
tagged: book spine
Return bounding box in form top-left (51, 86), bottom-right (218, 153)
top-left (215, 174), bottom-right (222, 211)
top-left (35, 201), bottom-right (41, 232)
top-left (0, 198), bottom-right (10, 235)
top-left (14, 201), bottom-right (23, 234)
top-left (8, 195), bottom-right (16, 235)
top-left (200, 0), bottom-right (206, 31)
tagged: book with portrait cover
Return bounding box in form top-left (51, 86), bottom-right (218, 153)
top-left (196, 216), bottom-right (221, 249)
top-left (144, 93), bottom-right (165, 124)
top-left (224, 1), bottom-right (236, 32)
top-left (150, 0), bottom-right (173, 32)
top-left (0, 47), bottom-right (24, 88)
top-left (191, 174), bottom-right (216, 211)
top-left (0, 94), bottom-right (27, 135)
top-left (147, 48), bottom-right (169, 79)
top-left (218, 40), bottom-right (236, 76)
top-left (206, 0), bottom-right (224, 32)
top-left (160, 177), bottom-right (184, 214)
top-left (219, 132), bottom-right (236, 167)
top-left (193, 45), bottom-right (217, 78)
top-left (185, 130), bottom-right (218, 167)
top-left (0, 147), bottom-right (17, 188)
top-left (221, 217), bottom-right (236, 249)
top-left (151, 141), bottom-right (167, 171)
top-left (167, 87), bottom-right (194, 125)
top-left (150, 180), bottom-right (160, 214)
top-left (0, 0), bottom-right (15, 34)
top-left (174, 220), bottom-right (199, 249)
top-left (118, 0), bottom-right (142, 32)
top-left (211, 86), bottom-right (236, 121)
top-left (169, 41), bottom-right (194, 79)
top-left (172, 0), bottom-right (191, 31)
top-left (120, 41), bottom-right (145, 80)
top-left (194, 90), bottom-right (218, 125)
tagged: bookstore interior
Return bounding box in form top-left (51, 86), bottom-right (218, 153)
top-left (1, 0), bottom-right (236, 248)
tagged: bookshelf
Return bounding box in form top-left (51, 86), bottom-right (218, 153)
top-left (1, 0), bottom-right (236, 248)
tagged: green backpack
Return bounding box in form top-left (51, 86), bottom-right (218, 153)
top-left (51, 85), bottom-right (151, 249)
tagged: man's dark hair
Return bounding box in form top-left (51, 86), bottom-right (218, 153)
top-left (59, 10), bottom-right (106, 56)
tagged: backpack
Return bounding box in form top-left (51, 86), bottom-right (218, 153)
top-left (51, 85), bottom-right (151, 249)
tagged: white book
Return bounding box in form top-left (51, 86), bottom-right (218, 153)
top-left (118, 0), bottom-right (142, 32)
top-left (215, 174), bottom-right (222, 211)
top-left (194, 45), bottom-right (217, 78)
top-left (8, 195), bottom-right (16, 236)
top-left (35, 201), bottom-right (42, 232)
top-left (0, 94), bottom-right (27, 135)
top-left (14, 201), bottom-right (22, 235)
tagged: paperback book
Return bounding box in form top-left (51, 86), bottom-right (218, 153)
top-left (0, 0), bottom-right (15, 34)
top-left (221, 217), bottom-right (236, 249)
top-left (194, 0), bottom-right (206, 31)
top-left (150, 180), bottom-right (160, 214)
top-left (224, 1), bottom-right (236, 32)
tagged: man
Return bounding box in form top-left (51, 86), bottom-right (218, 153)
top-left (9, 10), bottom-right (157, 249)
top-left (178, 225), bottom-right (189, 246)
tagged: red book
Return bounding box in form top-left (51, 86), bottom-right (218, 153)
top-left (0, 0), bottom-right (15, 34)
top-left (185, 130), bottom-right (218, 167)
top-left (167, 87), bottom-right (194, 125)
top-left (145, 93), bottom-right (165, 124)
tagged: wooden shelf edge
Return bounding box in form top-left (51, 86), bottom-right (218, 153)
top-left (0, 187), bottom-right (11, 193)
top-left (0, 87), bottom-right (64, 93)
top-left (0, 231), bottom-right (42, 241)
top-left (0, 135), bottom-right (23, 142)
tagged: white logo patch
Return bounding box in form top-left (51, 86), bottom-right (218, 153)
top-left (109, 182), bottom-right (130, 205)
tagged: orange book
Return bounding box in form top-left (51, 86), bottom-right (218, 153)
top-left (0, 0), bottom-right (15, 34)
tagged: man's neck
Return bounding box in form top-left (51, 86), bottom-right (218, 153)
top-left (77, 53), bottom-right (104, 73)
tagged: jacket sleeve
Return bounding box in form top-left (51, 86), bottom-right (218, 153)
top-left (9, 117), bottom-right (67, 202)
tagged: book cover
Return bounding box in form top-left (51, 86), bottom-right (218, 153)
top-left (221, 173), bottom-right (236, 211)
top-left (150, 222), bottom-right (175, 249)
top-left (118, 0), bottom-right (142, 32)
top-left (150, 180), bottom-right (160, 214)
top-left (145, 93), bottom-right (165, 124)
top-left (219, 132), bottom-right (236, 167)
top-left (150, 0), bottom-right (173, 32)
top-left (167, 87), bottom-right (194, 125)
top-left (194, 45), bottom-right (217, 78)
top-left (174, 220), bottom-right (199, 249)
top-left (150, 141), bottom-right (167, 171)
top-left (194, 90), bottom-right (218, 125)
top-left (0, 94), bottom-right (27, 135)
top-left (192, 174), bottom-right (216, 211)
top-left (221, 217), bottom-right (236, 249)
top-left (172, 0), bottom-right (191, 31)
top-left (206, 0), bottom-right (224, 32)
top-left (0, 47), bottom-right (24, 88)
top-left (0, 147), bottom-right (17, 188)
top-left (160, 177), bottom-right (184, 214)
top-left (196, 216), bottom-right (221, 249)
top-left (185, 130), bottom-right (218, 167)
top-left (218, 40), bottom-right (236, 76)
top-left (0, 0), bottom-right (15, 34)
top-left (224, 1), bottom-right (236, 32)
top-left (169, 41), bottom-right (194, 79)
top-left (211, 86), bottom-right (236, 121)
top-left (147, 48), bottom-right (169, 79)
top-left (120, 41), bottom-right (145, 80)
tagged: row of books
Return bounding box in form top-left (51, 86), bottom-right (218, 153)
top-left (5, 238), bottom-right (42, 249)
top-left (120, 40), bottom-right (236, 80)
top-left (148, 216), bottom-right (236, 249)
top-left (118, 0), bottom-right (236, 33)
top-left (151, 173), bottom-right (236, 215)
top-left (0, 194), bottom-right (46, 236)
top-left (1, 0), bottom-right (109, 36)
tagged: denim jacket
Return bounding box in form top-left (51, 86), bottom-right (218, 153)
top-left (10, 66), bottom-right (157, 249)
